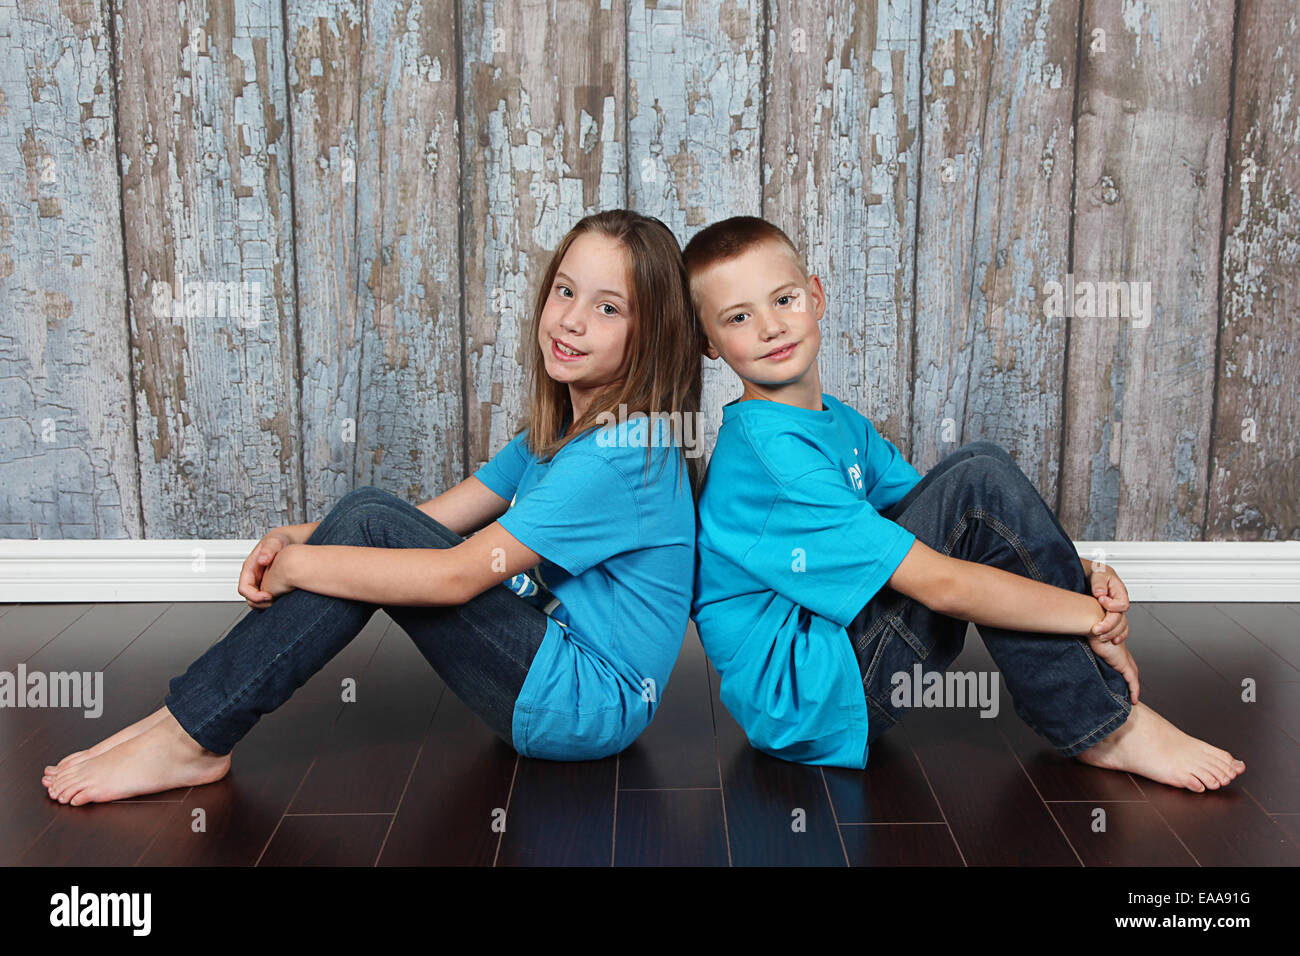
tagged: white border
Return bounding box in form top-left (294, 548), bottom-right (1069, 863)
top-left (0, 539), bottom-right (1296, 603)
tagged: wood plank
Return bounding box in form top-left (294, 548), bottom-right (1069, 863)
top-left (0, 0), bottom-right (137, 538)
top-left (901, 701), bottom-right (1079, 865)
top-left (116, 0), bottom-right (301, 535)
top-left (1045, 802), bottom-right (1196, 866)
top-left (460, 0), bottom-right (625, 467)
top-left (0, 603), bottom-right (168, 761)
top-left (1062, 0), bottom-right (1234, 539)
top-left (137, 696), bottom-right (344, 865)
top-left (764, 0), bottom-right (922, 453)
top-left (258, 812), bottom-right (392, 866)
top-left (626, 0), bottom-right (763, 457)
top-left (1105, 606), bottom-right (1299, 863)
top-left (0, 603), bottom-right (95, 670)
top-left (138, 609), bottom-right (386, 865)
top-left (1249, 681), bottom-right (1300, 748)
top-left (351, 0), bottom-right (465, 496)
top-left (839, 822), bottom-right (964, 866)
top-left (288, 620), bottom-right (443, 813)
top-left (955, 622), bottom-right (1147, 801)
top-left (1217, 603), bottom-right (1300, 673)
top-left (284, 0), bottom-right (363, 508)
top-left (708, 661), bottom-right (847, 865)
top-left (1208, 0), bottom-right (1300, 540)
top-left (617, 624), bottom-right (718, 790)
top-left (1146, 602), bottom-right (1300, 683)
top-left (822, 728), bottom-right (947, 824)
top-left (17, 801), bottom-right (179, 866)
top-left (613, 789), bottom-right (729, 866)
top-left (910, 0), bottom-right (1079, 487)
top-left (4, 603), bottom-right (241, 864)
top-left (494, 756), bottom-right (618, 866)
top-left (378, 683), bottom-right (517, 866)
top-left (1127, 605), bottom-right (1300, 816)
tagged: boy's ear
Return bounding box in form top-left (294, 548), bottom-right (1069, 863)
top-left (807, 272), bottom-right (827, 321)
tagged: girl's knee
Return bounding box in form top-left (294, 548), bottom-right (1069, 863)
top-left (336, 485), bottom-right (390, 510)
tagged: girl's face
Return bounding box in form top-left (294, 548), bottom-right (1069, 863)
top-left (538, 231), bottom-right (634, 412)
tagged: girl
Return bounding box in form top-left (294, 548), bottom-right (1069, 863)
top-left (42, 209), bottom-right (703, 805)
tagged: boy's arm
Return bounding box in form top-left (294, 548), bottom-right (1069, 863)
top-left (887, 539), bottom-right (1104, 637)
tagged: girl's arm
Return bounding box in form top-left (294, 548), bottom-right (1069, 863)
top-left (278, 519), bottom-right (542, 607)
top-left (415, 476), bottom-right (512, 536)
top-left (887, 539), bottom-right (1105, 637)
top-left (272, 476), bottom-right (510, 545)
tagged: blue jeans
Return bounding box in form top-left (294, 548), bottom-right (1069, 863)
top-left (848, 441), bottom-right (1132, 757)
top-left (164, 486), bottom-right (549, 755)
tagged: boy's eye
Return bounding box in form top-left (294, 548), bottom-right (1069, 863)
top-left (776, 293), bottom-right (793, 306)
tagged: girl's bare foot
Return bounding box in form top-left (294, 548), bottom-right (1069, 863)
top-left (42, 707), bottom-right (231, 806)
top-left (42, 705), bottom-right (173, 778)
top-left (1075, 700), bottom-right (1245, 792)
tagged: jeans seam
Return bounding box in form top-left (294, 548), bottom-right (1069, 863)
top-left (1056, 698), bottom-right (1132, 754)
top-left (945, 507), bottom-right (1043, 582)
top-left (186, 597), bottom-right (342, 745)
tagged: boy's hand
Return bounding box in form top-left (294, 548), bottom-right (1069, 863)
top-left (1087, 563), bottom-right (1130, 644)
top-left (1088, 631), bottom-right (1140, 704)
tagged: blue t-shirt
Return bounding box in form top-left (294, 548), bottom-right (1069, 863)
top-left (692, 393), bottom-right (922, 768)
top-left (472, 414), bottom-right (696, 760)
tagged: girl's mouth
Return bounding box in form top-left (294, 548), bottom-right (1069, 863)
top-left (763, 342), bottom-right (796, 361)
top-left (552, 338), bottom-right (587, 361)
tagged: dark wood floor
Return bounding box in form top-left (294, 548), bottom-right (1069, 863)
top-left (2, 600), bottom-right (1297, 866)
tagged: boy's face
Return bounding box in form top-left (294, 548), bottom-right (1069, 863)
top-left (691, 237), bottom-right (825, 395)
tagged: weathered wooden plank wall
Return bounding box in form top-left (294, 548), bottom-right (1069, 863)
top-left (1, 0), bottom-right (1295, 541)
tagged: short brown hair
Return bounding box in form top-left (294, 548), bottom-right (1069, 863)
top-left (681, 216), bottom-right (808, 310)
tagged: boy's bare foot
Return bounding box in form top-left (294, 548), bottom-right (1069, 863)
top-left (1075, 700), bottom-right (1245, 792)
top-left (41, 707), bottom-right (231, 806)
top-left (42, 705), bottom-right (172, 777)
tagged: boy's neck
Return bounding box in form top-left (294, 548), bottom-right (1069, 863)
top-left (736, 365), bottom-right (825, 411)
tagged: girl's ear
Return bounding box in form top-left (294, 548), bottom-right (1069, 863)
top-left (702, 338), bottom-right (720, 361)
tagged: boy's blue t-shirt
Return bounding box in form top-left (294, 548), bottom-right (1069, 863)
top-left (471, 415), bottom-right (695, 760)
top-left (692, 393), bottom-right (922, 769)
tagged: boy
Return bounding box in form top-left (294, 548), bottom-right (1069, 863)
top-left (684, 216), bottom-right (1244, 792)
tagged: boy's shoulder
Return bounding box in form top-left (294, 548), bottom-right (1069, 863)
top-left (707, 393), bottom-right (857, 492)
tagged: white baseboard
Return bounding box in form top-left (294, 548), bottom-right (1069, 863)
top-left (0, 539), bottom-right (1297, 603)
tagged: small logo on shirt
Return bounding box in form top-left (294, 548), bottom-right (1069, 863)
top-left (846, 462), bottom-right (863, 491)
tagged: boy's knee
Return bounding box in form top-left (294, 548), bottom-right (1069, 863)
top-left (961, 440), bottom-right (1013, 464)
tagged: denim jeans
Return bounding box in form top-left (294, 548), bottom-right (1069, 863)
top-left (848, 441), bottom-right (1132, 757)
top-left (164, 486), bottom-right (549, 755)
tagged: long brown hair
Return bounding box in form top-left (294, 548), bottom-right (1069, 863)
top-left (519, 210), bottom-right (705, 499)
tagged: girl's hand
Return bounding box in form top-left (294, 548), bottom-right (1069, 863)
top-left (257, 544), bottom-right (299, 602)
top-left (1088, 563), bottom-right (1131, 643)
top-left (239, 531), bottom-right (293, 609)
top-left (1088, 631), bottom-right (1140, 704)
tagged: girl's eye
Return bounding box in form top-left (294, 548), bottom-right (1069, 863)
top-left (600, 303), bottom-right (619, 316)
top-left (727, 312), bottom-right (747, 325)
top-left (554, 284), bottom-right (573, 297)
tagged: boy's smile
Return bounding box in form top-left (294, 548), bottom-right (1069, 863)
top-left (691, 237), bottom-right (825, 408)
